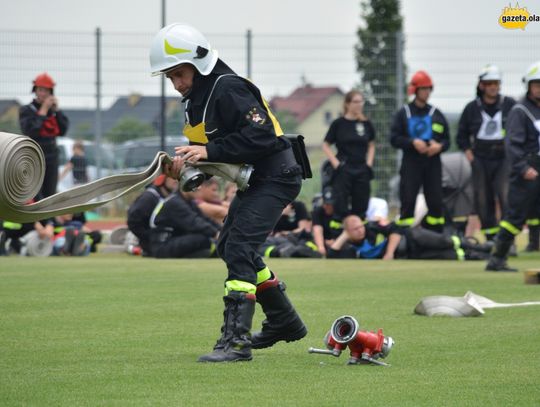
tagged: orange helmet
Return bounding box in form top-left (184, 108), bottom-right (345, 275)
top-left (32, 72), bottom-right (56, 94)
top-left (407, 70), bottom-right (433, 95)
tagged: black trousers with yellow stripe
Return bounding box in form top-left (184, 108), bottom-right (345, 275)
top-left (216, 174), bottom-right (302, 287)
top-left (497, 172), bottom-right (540, 243)
top-left (471, 156), bottom-right (509, 238)
top-left (399, 154), bottom-right (444, 232)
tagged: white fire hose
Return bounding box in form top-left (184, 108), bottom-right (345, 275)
top-left (0, 132), bottom-right (169, 223)
top-left (0, 132), bottom-right (252, 223)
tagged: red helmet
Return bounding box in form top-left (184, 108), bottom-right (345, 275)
top-left (407, 70), bottom-right (433, 95)
top-left (32, 73), bottom-right (55, 93)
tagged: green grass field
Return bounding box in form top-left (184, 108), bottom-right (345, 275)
top-left (1, 254), bottom-right (540, 406)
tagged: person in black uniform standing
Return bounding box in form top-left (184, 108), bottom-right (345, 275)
top-left (486, 61), bottom-right (540, 271)
top-left (59, 140), bottom-right (89, 186)
top-left (456, 65), bottom-right (516, 241)
top-left (322, 90), bottom-right (375, 220)
top-left (150, 23), bottom-right (307, 362)
top-left (19, 73), bottom-right (69, 199)
top-left (390, 70), bottom-right (450, 233)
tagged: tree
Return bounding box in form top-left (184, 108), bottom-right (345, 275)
top-left (104, 116), bottom-right (155, 144)
top-left (0, 117), bottom-right (21, 134)
top-left (355, 0), bottom-right (406, 202)
top-left (72, 122), bottom-right (94, 141)
top-left (166, 108), bottom-right (184, 136)
top-left (274, 110), bottom-right (299, 134)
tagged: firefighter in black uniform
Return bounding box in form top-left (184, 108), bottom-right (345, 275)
top-left (390, 70), bottom-right (450, 233)
top-left (19, 73), bottom-right (69, 199)
top-left (311, 187), bottom-right (343, 256)
top-left (127, 174), bottom-right (177, 256)
top-left (486, 61), bottom-right (540, 271)
top-left (328, 215), bottom-right (492, 261)
top-left (322, 90), bottom-right (376, 220)
top-left (149, 188), bottom-right (220, 258)
top-left (525, 201), bottom-right (540, 251)
top-left (150, 24), bottom-right (307, 362)
top-left (456, 65), bottom-right (516, 241)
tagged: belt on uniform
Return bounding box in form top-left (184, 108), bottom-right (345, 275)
top-left (253, 147), bottom-right (301, 177)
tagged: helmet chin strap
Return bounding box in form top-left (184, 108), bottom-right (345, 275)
top-left (180, 88), bottom-right (192, 98)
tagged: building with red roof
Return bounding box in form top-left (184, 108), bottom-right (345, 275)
top-left (270, 84), bottom-right (344, 146)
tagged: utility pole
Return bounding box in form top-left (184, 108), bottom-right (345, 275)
top-left (160, 0), bottom-right (166, 151)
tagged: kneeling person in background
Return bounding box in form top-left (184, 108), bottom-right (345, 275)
top-left (149, 189), bottom-right (221, 258)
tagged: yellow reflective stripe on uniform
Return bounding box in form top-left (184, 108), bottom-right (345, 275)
top-left (54, 226), bottom-right (64, 233)
top-left (183, 123), bottom-right (209, 144)
top-left (481, 226), bottom-right (500, 235)
top-left (305, 241), bottom-right (318, 251)
top-left (451, 235), bottom-right (461, 250)
top-left (375, 233), bottom-right (385, 245)
top-left (432, 123), bottom-right (444, 133)
top-left (396, 217), bottom-right (415, 226)
top-left (329, 220), bottom-right (342, 229)
top-left (151, 201), bottom-right (165, 223)
top-left (527, 218), bottom-right (540, 226)
top-left (263, 245), bottom-right (275, 258)
top-left (455, 248), bottom-right (465, 261)
top-left (426, 216), bottom-right (445, 225)
top-left (500, 220), bottom-right (521, 235)
top-left (2, 221), bottom-right (22, 230)
top-left (452, 216), bottom-right (468, 223)
top-left (225, 280), bottom-right (257, 295)
top-left (261, 97), bottom-right (284, 137)
top-left (256, 266), bottom-right (272, 284)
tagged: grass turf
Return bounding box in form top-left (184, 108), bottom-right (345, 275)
top-left (1, 254), bottom-right (540, 406)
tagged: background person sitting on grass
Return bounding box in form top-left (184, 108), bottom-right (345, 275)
top-left (329, 215), bottom-right (493, 260)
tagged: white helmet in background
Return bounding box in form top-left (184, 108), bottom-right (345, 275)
top-left (478, 64), bottom-right (502, 82)
top-left (522, 61), bottom-right (540, 88)
top-left (149, 23), bottom-right (218, 76)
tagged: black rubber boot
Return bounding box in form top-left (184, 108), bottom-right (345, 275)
top-left (485, 238), bottom-right (517, 272)
top-left (251, 275), bottom-right (307, 349)
top-left (526, 225), bottom-right (540, 252)
top-left (198, 291), bottom-right (255, 363)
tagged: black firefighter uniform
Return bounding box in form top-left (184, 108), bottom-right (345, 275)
top-left (390, 102), bottom-right (450, 232)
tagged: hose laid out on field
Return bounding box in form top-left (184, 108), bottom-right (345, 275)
top-left (0, 132), bottom-right (169, 223)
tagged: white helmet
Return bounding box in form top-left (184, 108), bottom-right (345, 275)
top-left (522, 61), bottom-right (540, 88)
top-left (149, 23), bottom-right (218, 76)
top-left (478, 64), bottom-right (502, 82)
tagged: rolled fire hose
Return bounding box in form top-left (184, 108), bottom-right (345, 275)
top-left (0, 132), bottom-right (170, 223)
top-left (0, 132), bottom-right (252, 223)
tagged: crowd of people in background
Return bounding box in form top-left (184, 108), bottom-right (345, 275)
top-left (2, 59), bottom-right (540, 273)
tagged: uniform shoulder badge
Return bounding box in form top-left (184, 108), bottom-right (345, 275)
top-left (245, 107), bottom-right (266, 125)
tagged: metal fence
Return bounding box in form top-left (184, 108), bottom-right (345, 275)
top-left (1, 29), bottom-right (538, 206)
